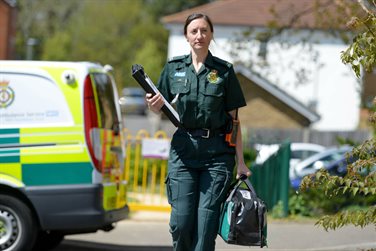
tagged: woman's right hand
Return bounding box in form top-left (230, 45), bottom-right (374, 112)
top-left (145, 93), bottom-right (165, 114)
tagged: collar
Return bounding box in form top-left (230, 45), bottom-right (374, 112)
top-left (186, 51), bottom-right (214, 68)
top-left (204, 51), bottom-right (215, 68)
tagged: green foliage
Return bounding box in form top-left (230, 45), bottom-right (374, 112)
top-left (271, 200), bottom-right (285, 219)
top-left (288, 193), bottom-right (312, 217)
top-left (243, 147), bottom-right (257, 168)
top-left (133, 40), bottom-right (167, 83)
top-left (315, 206), bottom-right (376, 231)
top-left (15, 0), bottom-right (169, 91)
top-left (42, 31), bottom-right (72, 61)
top-left (231, 148), bottom-right (257, 184)
top-left (300, 141), bottom-right (376, 229)
top-left (228, 1), bottom-right (363, 89)
top-left (297, 2), bottom-right (376, 231)
top-left (15, 0), bottom-right (213, 91)
top-left (340, 15), bottom-right (376, 78)
top-left (335, 136), bottom-right (359, 146)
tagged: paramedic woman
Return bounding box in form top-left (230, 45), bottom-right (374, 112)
top-left (146, 13), bottom-right (250, 251)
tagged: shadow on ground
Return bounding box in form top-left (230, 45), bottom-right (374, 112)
top-left (54, 240), bottom-right (173, 251)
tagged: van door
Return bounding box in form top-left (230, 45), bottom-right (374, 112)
top-left (84, 71), bottom-right (127, 210)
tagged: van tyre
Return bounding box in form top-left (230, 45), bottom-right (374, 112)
top-left (32, 231), bottom-right (64, 251)
top-left (0, 194), bottom-right (37, 251)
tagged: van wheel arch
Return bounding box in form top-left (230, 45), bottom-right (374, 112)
top-left (0, 185), bottom-right (40, 227)
top-left (0, 194), bottom-right (38, 251)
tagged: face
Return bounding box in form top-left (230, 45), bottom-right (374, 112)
top-left (185, 18), bottom-right (213, 52)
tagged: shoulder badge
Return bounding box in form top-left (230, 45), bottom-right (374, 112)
top-left (207, 69), bottom-right (221, 84)
top-left (212, 56), bottom-right (232, 68)
top-left (168, 55), bottom-right (188, 63)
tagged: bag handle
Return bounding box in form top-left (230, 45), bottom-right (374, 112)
top-left (226, 174), bottom-right (258, 202)
top-left (239, 174), bottom-right (258, 197)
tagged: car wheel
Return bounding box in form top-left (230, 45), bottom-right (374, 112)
top-left (0, 194), bottom-right (37, 251)
top-left (32, 231), bottom-right (64, 251)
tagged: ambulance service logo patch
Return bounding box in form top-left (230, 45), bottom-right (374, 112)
top-left (0, 80), bottom-right (15, 108)
top-left (207, 69), bottom-right (220, 84)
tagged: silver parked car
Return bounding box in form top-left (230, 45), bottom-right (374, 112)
top-left (119, 87), bottom-right (147, 115)
top-left (290, 145), bottom-right (353, 189)
top-left (255, 142), bottom-right (326, 169)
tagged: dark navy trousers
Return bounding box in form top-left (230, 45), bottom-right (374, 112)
top-left (166, 129), bottom-right (235, 251)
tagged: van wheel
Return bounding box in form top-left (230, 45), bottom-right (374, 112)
top-left (0, 194), bottom-right (37, 251)
top-left (32, 231), bottom-right (64, 251)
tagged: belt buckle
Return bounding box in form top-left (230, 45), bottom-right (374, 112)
top-left (202, 128), bottom-right (210, 138)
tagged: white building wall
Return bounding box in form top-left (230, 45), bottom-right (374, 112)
top-left (165, 24), bottom-right (360, 131)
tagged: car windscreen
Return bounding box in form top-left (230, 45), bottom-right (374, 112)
top-left (91, 73), bottom-right (120, 133)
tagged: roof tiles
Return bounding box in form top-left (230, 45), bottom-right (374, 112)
top-left (162, 0), bottom-right (356, 29)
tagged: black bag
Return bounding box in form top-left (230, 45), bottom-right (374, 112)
top-left (218, 175), bottom-right (267, 247)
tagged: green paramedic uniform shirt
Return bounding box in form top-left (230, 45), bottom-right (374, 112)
top-left (157, 52), bottom-right (246, 129)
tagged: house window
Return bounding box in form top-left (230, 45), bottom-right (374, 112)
top-left (258, 41), bottom-right (268, 60)
top-left (258, 40), bottom-right (268, 59)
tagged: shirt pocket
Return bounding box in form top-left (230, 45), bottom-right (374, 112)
top-left (204, 81), bottom-right (224, 97)
top-left (201, 80), bottom-right (225, 111)
top-left (170, 78), bottom-right (190, 95)
top-left (170, 79), bottom-right (190, 118)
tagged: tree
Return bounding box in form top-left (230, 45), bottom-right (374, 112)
top-left (15, 0), bottom-right (169, 89)
top-left (228, 0), bottom-right (363, 89)
top-left (15, 0), bottom-right (213, 90)
top-left (226, 0), bottom-right (375, 230)
top-left (300, 0), bottom-right (376, 230)
top-left (15, 0), bottom-right (80, 59)
top-left (341, 1), bottom-right (376, 78)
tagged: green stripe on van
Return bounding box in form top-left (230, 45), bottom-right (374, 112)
top-left (0, 129), bottom-right (20, 163)
top-left (22, 162), bottom-right (92, 186)
top-left (0, 150), bottom-right (20, 163)
top-left (0, 128), bottom-right (19, 135)
top-left (0, 128), bottom-right (20, 144)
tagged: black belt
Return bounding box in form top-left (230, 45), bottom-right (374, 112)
top-left (181, 128), bottom-right (224, 138)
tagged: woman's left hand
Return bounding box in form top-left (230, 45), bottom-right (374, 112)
top-left (236, 162), bottom-right (252, 179)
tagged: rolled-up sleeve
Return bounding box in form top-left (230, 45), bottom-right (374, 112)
top-left (225, 66), bottom-right (246, 111)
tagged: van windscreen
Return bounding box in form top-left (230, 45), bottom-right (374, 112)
top-left (91, 73), bottom-right (119, 133)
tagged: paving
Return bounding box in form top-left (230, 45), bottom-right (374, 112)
top-left (57, 211), bottom-right (376, 251)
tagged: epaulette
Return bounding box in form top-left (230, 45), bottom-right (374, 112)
top-left (212, 56), bottom-right (232, 68)
top-left (168, 54), bottom-right (188, 63)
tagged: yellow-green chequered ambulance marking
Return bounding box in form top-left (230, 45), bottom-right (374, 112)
top-left (0, 61), bottom-right (128, 251)
top-left (0, 113), bottom-right (92, 186)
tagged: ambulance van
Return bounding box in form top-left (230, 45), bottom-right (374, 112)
top-left (0, 61), bottom-right (128, 251)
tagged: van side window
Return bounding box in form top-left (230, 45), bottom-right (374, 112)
top-left (0, 73), bottom-right (73, 128)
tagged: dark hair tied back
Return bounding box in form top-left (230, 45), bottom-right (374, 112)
top-left (184, 13), bottom-right (214, 35)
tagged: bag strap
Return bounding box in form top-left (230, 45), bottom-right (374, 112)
top-left (226, 180), bottom-right (242, 202)
top-left (226, 174), bottom-right (258, 202)
top-left (239, 174), bottom-right (258, 197)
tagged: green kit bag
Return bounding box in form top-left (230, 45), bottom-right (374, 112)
top-left (218, 175), bottom-right (267, 247)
